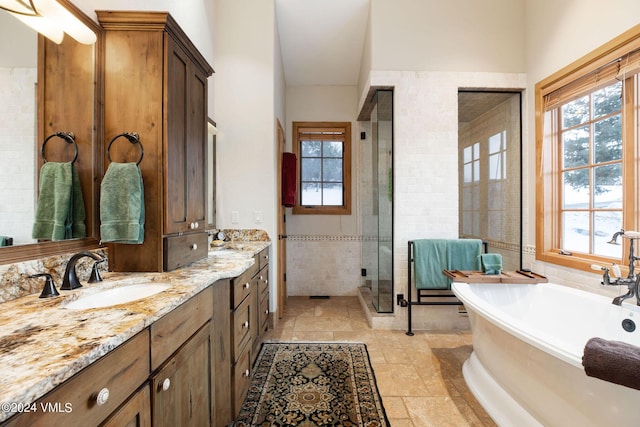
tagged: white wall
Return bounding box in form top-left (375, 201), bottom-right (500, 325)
top-left (523, 0), bottom-right (640, 296)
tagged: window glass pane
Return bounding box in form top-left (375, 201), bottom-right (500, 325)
top-left (301, 158), bottom-right (321, 181)
top-left (562, 95), bottom-right (589, 128)
top-left (323, 183), bottom-right (342, 205)
top-left (473, 142), bottom-right (480, 160)
top-left (593, 163), bottom-right (622, 207)
top-left (323, 141), bottom-right (343, 157)
top-left (301, 140), bottom-right (321, 157)
top-left (464, 163), bottom-right (472, 183)
top-left (562, 211), bottom-right (589, 252)
top-left (562, 125), bottom-right (589, 168)
top-left (473, 159), bottom-right (480, 182)
top-left (594, 114), bottom-right (622, 163)
top-left (323, 158), bottom-right (342, 182)
top-left (301, 182), bottom-right (321, 205)
top-left (563, 169), bottom-right (589, 209)
top-left (489, 153), bottom-right (502, 180)
top-left (593, 81), bottom-right (622, 118)
top-left (489, 133), bottom-right (501, 154)
top-left (502, 151), bottom-right (507, 180)
top-left (594, 211), bottom-right (622, 257)
top-left (463, 146), bottom-right (472, 163)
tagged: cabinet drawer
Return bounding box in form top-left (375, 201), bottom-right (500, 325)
top-left (231, 265), bottom-right (256, 309)
top-left (231, 296), bottom-right (252, 362)
top-left (257, 266), bottom-right (269, 298)
top-left (258, 248), bottom-right (269, 270)
top-left (259, 290), bottom-right (269, 333)
top-left (151, 286), bottom-right (213, 371)
top-left (232, 345), bottom-right (252, 416)
top-left (163, 232), bottom-right (208, 271)
top-left (4, 331), bottom-right (150, 427)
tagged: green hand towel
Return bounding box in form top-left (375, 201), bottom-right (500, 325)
top-left (479, 253), bottom-right (502, 275)
top-left (100, 163), bottom-right (145, 244)
top-left (414, 239), bottom-right (450, 289)
top-left (32, 162), bottom-right (85, 241)
top-left (0, 236), bottom-right (6, 246)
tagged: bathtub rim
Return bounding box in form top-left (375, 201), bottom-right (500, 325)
top-left (451, 281), bottom-right (640, 369)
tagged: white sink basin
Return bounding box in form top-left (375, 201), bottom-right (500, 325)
top-left (64, 283), bottom-right (171, 310)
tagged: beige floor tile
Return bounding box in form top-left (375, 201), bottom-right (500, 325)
top-left (272, 296), bottom-right (495, 427)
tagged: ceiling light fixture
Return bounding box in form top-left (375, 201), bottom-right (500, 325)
top-left (1, 0), bottom-right (96, 45)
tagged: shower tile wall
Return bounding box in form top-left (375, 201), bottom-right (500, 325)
top-left (287, 236), bottom-right (362, 296)
top-left (0, 67), bottom-right (36, 245)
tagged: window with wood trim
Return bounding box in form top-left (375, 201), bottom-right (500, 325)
top-left (292, 122), bottom-right (351, 215)
top-left (536, 26), bottom-right (640, 273)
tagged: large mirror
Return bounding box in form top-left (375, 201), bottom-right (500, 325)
top-left (458, 90), bottom-right (522, 271)
top-left (0, 0), bottom-right (102, 264)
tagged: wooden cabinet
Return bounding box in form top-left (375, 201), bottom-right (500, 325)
top-left (3, 331), bottom-right (150, 427)
top-left (212, 279), bottom-right (232, 427)
top-left (101, 385), bottom-right (151, 427)
top-left (151, 322), bottom-right (212, 427)
top-left (98, 11), bottom-right (214, 272)
top-left (229, 247), bottom-right (271, 416)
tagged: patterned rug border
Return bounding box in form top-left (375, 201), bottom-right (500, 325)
top-left (234, 341), bottom-right (391, 427)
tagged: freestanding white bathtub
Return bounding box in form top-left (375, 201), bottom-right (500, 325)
top-left (451, 281), bottom-right (640, 427)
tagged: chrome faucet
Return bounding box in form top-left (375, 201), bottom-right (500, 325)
top-left (600, 229), bottom-right (640, 306)
top-left (61, 251), bottom-right (104, 290)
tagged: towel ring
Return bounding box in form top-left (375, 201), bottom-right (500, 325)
top-left (107, 132), bottom-right (144, 165)
top-left (41, 132), bottom-right (78, 164)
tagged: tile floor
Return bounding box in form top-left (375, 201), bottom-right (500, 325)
top-left (264, 296), bottom-right (497, 427)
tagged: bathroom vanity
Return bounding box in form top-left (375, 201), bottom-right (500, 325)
top-left (0, 243), bottom-right (270, 427)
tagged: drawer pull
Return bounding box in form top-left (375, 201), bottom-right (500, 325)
top-left (264, 255), bottom-right (269, 260)
top-left (243, 282), bottom-right (250, 289)
top-left (259, 275), bottom-right (264, 280)
top-left (189, 222), bottom-right (200, 230)
top-left (160, 378), bottom-right (171, 392)
top-left (94, 388), bottom-right (110, 406)
top-left (242, 321), bottom-right (249, 329)
top-left (191, 243), bottom-right (198, 251)
top-left (243, 369), bottom-right (250, 378)
top-left (265, 309), bottom-right (269, 315)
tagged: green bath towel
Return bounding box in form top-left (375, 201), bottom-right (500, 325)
top-left (100, 162), bottom-right (145, 244)
top-left (413, 239), bottom-right (483, 289)
top-left (32, 162), bottom-right (86, 241)
top-left (414, 239), bottom-right (450, 289)
top-left (448, 239), bottom-right (483, 271)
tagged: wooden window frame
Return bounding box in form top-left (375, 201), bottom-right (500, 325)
top-left (535, 25), bottom-right (640, 274)
top-left (292, 121), bottom-right (352, 215)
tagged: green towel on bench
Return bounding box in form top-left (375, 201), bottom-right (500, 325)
top-left (479, 253), bottom-right (502, 274)
top-left (32, 162), bottom-right (86, 241)
top-left (100, 163), bottom-right (145, 244)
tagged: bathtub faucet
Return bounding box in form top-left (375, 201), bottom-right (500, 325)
top-left (603, 229), bottom-right (640, 306)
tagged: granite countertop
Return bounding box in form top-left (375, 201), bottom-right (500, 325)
top-left (0, 241), bottom-right (269, 422)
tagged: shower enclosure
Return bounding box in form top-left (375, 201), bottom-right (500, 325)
top-left (361, 90), bottom-right (393, 313)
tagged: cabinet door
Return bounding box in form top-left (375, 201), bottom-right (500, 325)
top-left (151, 322), bottom-right (212, 427)
top-left (165, 35), bottom-right (208, 235)
top-left (165, 36), bottom-right (190, 235)
top-left (100, 385), bottom-right (151, 427)
top-left (212, 280), bottom-right (232, 426)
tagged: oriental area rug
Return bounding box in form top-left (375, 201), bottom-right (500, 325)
top-left (233, 342), bottom-right (390, 426)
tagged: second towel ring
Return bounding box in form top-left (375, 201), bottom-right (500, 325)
top-left (41, 132), bottom-right (78, 164)
top-left (107, 132), bottom-right (144, 165)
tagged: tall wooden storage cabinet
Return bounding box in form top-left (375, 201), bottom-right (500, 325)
top-left (98, 11), bottom-right (214, 272)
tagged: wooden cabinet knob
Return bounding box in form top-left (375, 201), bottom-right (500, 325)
top-left (242, 321), bottom-right (249, 329)
top-left (95, 387), bottom-right (110, 406)
top-left (191, 243), bottom-right (198, 251)
top-left (265, 309), bottom-right (269, 315)
top-left (243, 369), bottom-right (250, 378)
top-left (189, 222), bottom-right (199, 230)
top-left (160, 378), bottom-right (171, 392)
top-left (243, 282), bottom-right (250, 289)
